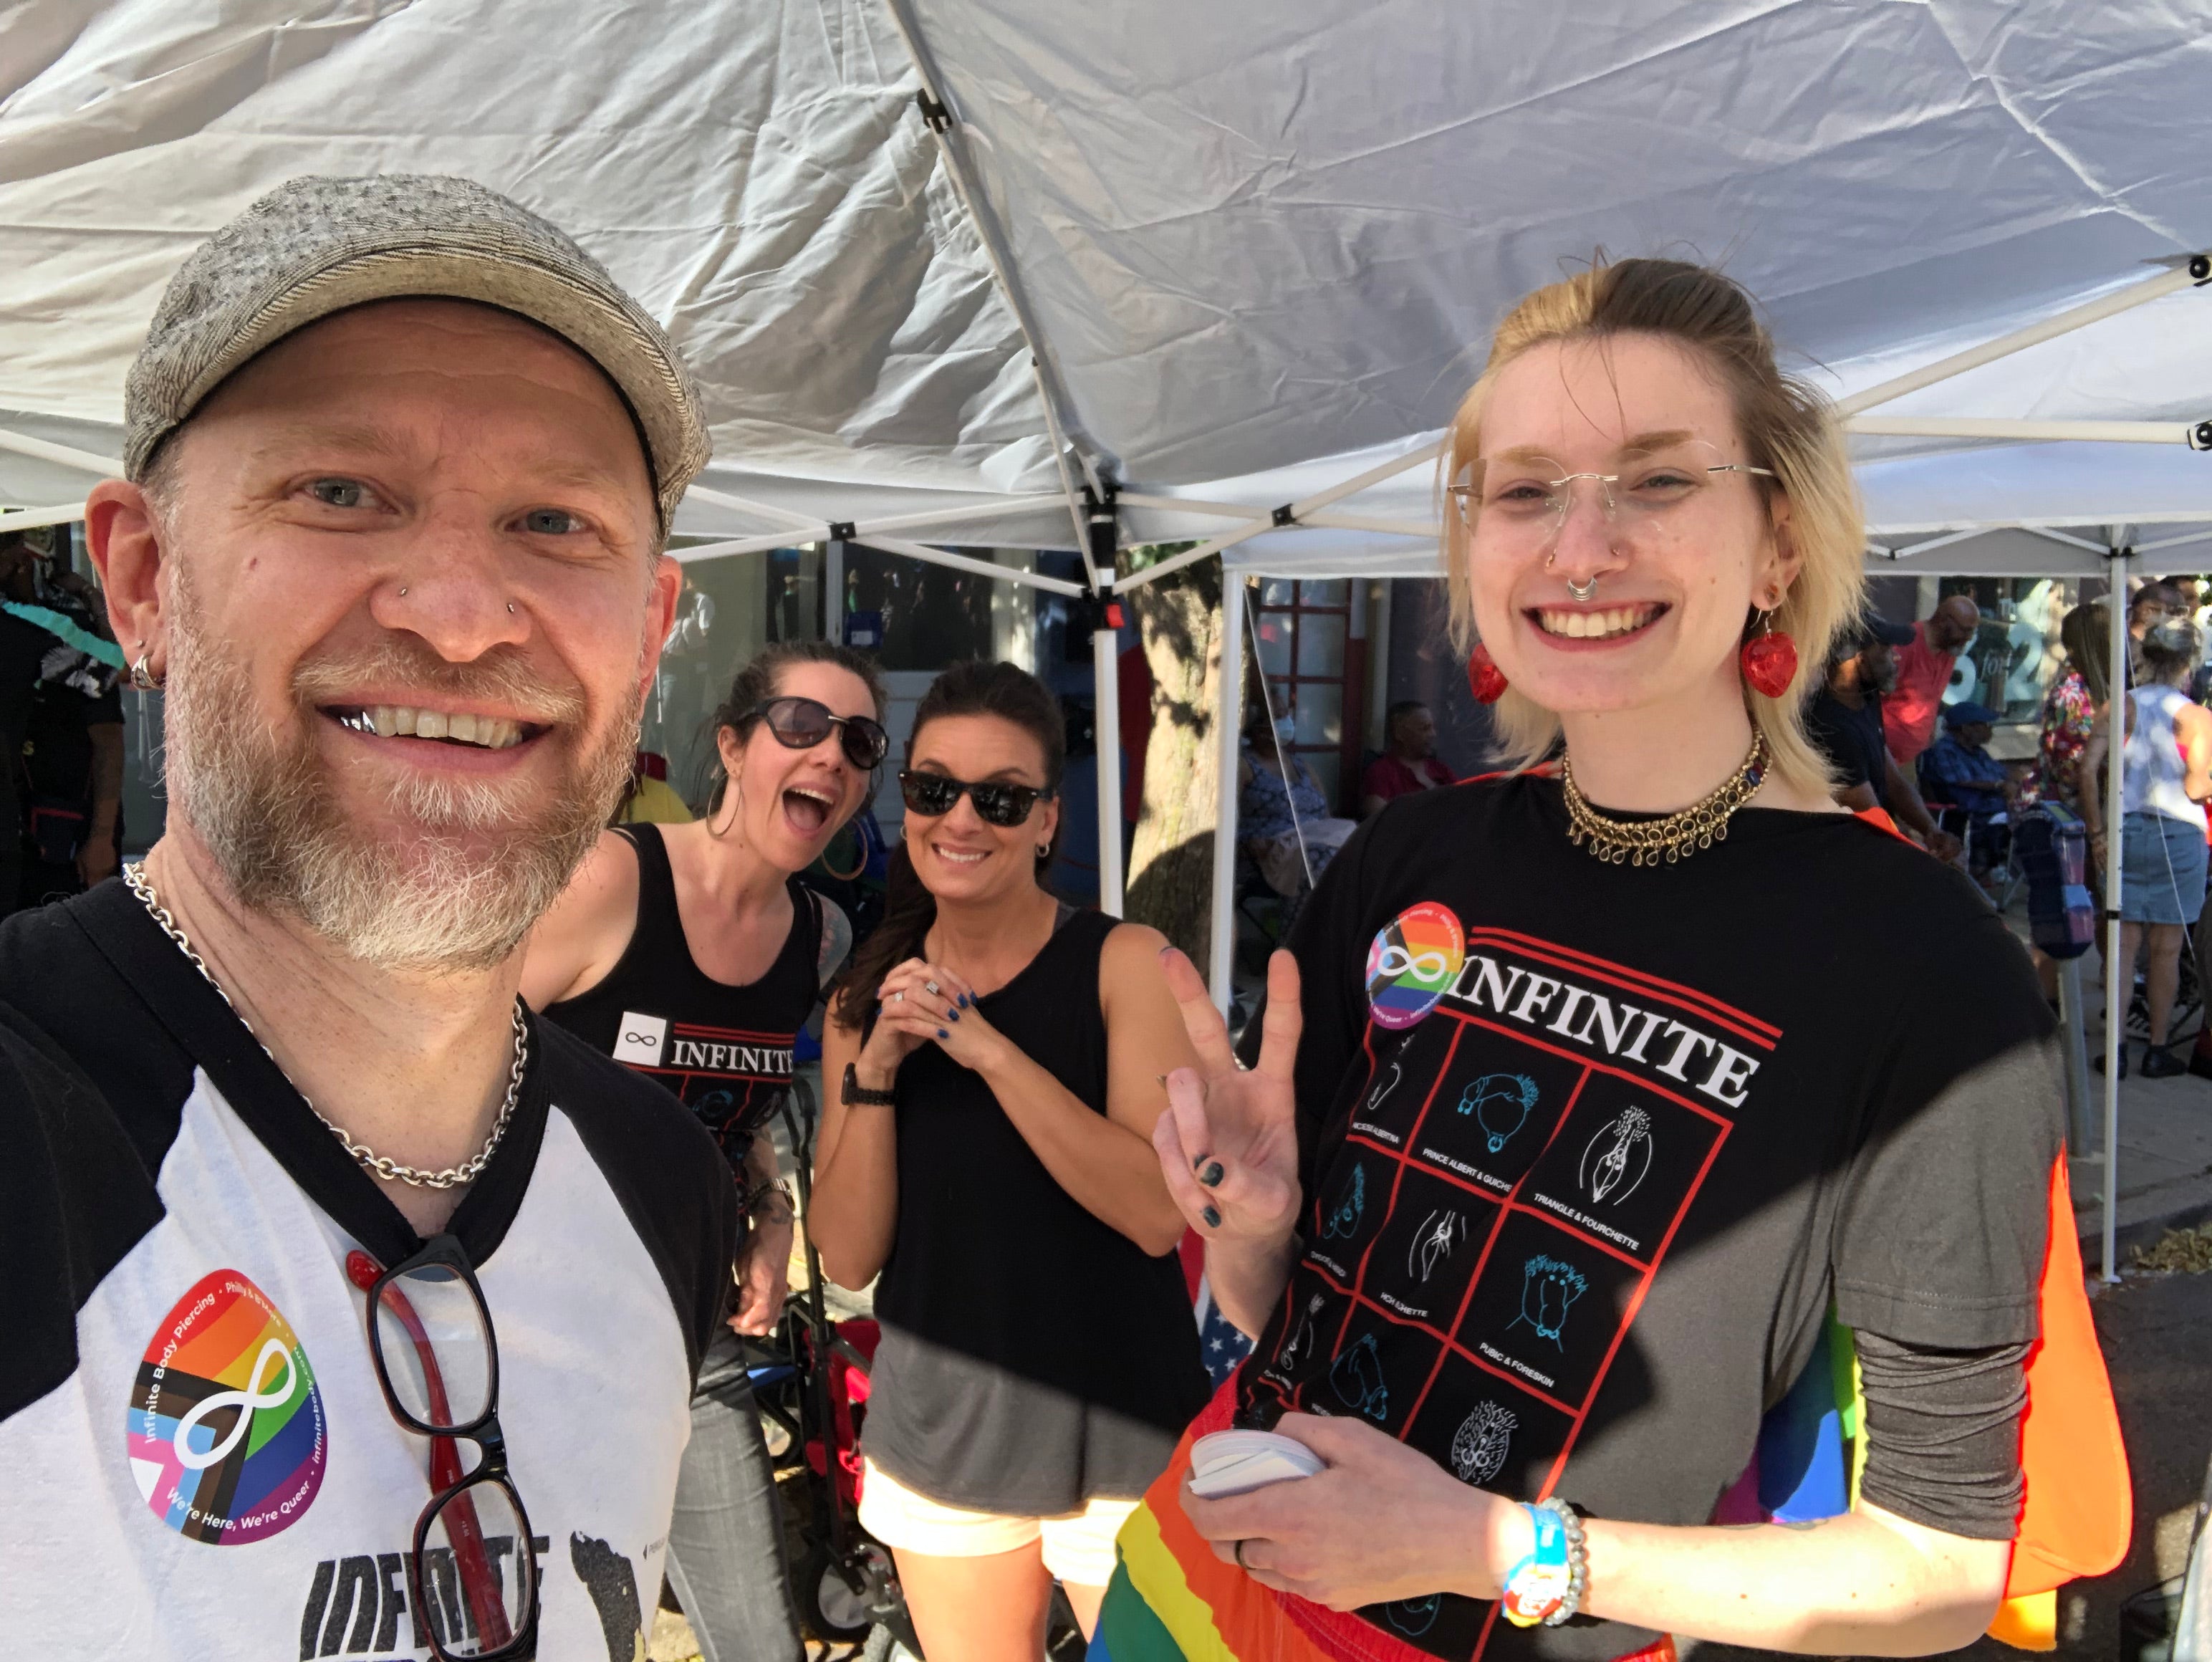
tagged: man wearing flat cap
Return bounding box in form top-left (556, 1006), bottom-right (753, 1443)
top-left (0, 176), bottom-right (740, 1659)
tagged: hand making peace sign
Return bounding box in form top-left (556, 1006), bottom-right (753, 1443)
top-left (1150, 946), bottom-right (1304, 1247)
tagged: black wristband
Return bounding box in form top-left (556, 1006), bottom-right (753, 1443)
top-left (842, 1062), bottom-right (897, 1107)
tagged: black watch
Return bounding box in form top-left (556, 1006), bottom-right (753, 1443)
top-left (842, 1063), bottom-right (897, 1107)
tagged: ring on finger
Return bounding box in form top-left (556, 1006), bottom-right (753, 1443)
top-left (1234, 1538), bottom-right (1254, 1572)
top-left (924, 979), bottom-right (941, 996)
top-left (890, 990), bottom-right (904, 1002)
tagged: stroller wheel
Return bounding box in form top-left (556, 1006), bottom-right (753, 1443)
top-left (799, 1542), bottom-right (905, 1644)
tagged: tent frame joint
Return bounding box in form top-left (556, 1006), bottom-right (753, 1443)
top-left (2188, 421), bottom-right (2212, 452)
top-left (2193, 254), bottom-right (2211, 287)
top-left (827, 520), bottom-right (855, 542)
top-left (1269, 502), bottom-right (1297, 528)
top-left (914, 90), bottom-right (951, 133)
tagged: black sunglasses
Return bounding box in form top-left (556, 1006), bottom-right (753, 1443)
top-left (746, 696), bottom-right (889, 771)
top-left (347, 1236), bottom-right (537, 1661)
top-left (898, 768), bottom-right (1052, 827)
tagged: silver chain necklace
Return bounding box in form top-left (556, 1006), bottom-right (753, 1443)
top-left (122, 862), bottom-right (528, 1190)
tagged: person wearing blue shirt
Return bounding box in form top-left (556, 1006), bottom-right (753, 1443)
top-left (1920, 701), bottom-right (2012, 882)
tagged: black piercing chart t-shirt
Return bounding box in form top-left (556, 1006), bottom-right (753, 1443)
top-left (1236, 774), bottom-right (2060, 1662)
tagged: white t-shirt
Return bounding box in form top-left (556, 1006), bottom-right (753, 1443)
top-left (0, 887), bottom-right (738, 1658)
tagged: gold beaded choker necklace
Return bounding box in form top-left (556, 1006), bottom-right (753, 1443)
top-left (1559, 731), bottom-right (1769, 866)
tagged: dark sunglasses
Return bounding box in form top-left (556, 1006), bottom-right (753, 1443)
top-left (347, 1236), bottom-right (537, 1661)
top-left (747, 696), bottom-right (889, 770)
top-left (898, 768), bottom-right (1052, 827)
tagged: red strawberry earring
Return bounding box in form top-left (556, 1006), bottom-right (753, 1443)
top-left (1467, 642), bottom-right (1509, 704)
top-left (1739, 606), bottom-right (1799, 698)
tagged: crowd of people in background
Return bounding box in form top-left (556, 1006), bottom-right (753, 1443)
top-left (0, 529), bottom-right (124, 916)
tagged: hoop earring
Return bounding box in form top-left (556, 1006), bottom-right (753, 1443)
top-left (129, 650), bottom-right (163, 692)
top-left (819, 828), bottom-right (867, 882)
top-left (1467, 642), bottom-right (1508, 705)
top-left (1740, 609), bottom-right (1799, 698)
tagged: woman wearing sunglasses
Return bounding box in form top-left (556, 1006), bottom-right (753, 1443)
top-left (809, 660), bottom-right (1210, 1661)
top-left (524, 638), bottom-right (887, 1662)
top-left (1096, 260), bottom-right (2101, 1662)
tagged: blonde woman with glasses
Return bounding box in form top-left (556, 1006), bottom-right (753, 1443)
top-left (1096, 259), bottom-right (2105, 1662)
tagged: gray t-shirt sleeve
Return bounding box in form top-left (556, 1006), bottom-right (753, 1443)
top-left (1855, 1332), bottom-right (2029, 1539)
top-left (1831, 898), bottom-right (2062, 1350)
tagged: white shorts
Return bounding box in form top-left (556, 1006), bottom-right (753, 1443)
top-left (856, 1456), bottom-right (1137, 1588)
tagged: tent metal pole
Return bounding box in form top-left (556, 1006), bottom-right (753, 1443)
top-left (665, 496), bottom-right (1076, 562)
top-left (2132, 528), bottom-right (2212, 555)
top-left (1845, 416), bottom-right (2205, 444)
top-left (2102, 544), bottom-right (2129, 1282)
top-left (1122, 441), bottom-right (1453, 595)
top-left (1090, 491), bottom-right (1125, 917)
top-left (880, 0), bottom-right (1105, 551)
top-left (852, 532), bottom-right (1088, 596)
top-left (1837, 259), bottom-right (2209, 417)
top-left (0, 428), bottom-right (123, 475)
top-left (684, 482), bottom-right (819, 529)
top-left (0, 502), bottom-right (88, 532)
top-left (1287, 440), bottom-right (1446, 519)
top-left (1209, 575), bottom-right (1244, 1014)
top-left (1300, 510), bottom-right (1442, 538)
top-left (824, 539), bottom-right (844, 643)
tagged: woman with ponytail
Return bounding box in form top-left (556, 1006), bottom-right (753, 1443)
top-left (523, 638), bottom-right (886, 1662)
top-left (810, 660), bottom-right (1209, 1660)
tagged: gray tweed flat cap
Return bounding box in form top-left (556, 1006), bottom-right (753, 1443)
top-left (123, 174), bottom-right (710, 526)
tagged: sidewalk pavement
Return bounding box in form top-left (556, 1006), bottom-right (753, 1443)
top-left (2063, 949), bottom-right (2212, 1267)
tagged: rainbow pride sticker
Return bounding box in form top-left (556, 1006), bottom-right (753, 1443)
top-left (126, 1268), bottom-right (327, 1545)
top-left (1364, 901), bottom-right (1465, 1029)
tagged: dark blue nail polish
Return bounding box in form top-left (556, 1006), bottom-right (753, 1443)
top-left (937, 1027), bottom-right (949, 1039)
top-left (949, 1008), bottom-right (961, 1020)
top-left (1200, 1161), bottom-right (1225, 1188)
top-left (960, 992), bottom-right (971, 1008)
top-left (1201, 1205), bottom-right (1222, 1229)
top-left (1193, 1151), bottom-right (1212, 1172)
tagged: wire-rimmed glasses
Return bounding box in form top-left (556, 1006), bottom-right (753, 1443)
top-left (1448, 438), bottom-right (1775, 541)
top-left (347, 1236), bottom-right (538, 1661)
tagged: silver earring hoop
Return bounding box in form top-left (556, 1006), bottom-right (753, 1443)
top-left (129, 651), bottom-right (161, 692)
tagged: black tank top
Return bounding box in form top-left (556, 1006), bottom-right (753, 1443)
top-left (542, 824), bottom-right (822, 1171)
top-left (862, 907), bottom-right (1212, 1514)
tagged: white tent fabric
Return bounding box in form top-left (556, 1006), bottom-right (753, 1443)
top-left (6, 0), bottom-right (2212, 549)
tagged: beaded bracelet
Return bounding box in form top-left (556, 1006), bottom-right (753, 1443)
top-left (1499, 1497), bottom-right (1588, 1628)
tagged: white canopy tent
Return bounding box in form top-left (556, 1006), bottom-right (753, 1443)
top-left (7, 1), bottom-right (2212, 1268)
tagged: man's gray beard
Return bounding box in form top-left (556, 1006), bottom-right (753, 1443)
top-left (163, 587), bottom-right (639, 974)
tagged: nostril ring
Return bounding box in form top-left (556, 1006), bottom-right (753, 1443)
top-left (397, 586), bottom-right (408, 597)
top-left (506, 602), bottom-right (516, 615)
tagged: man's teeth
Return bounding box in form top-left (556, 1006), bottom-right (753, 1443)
top-left (335, 706), bottom-right (526, 749)
top-left (1537, 606), bottom-right (1659, 640)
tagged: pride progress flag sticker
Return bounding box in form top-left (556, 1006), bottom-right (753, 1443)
top-left (126, 1268), bottom-right (328, 1545)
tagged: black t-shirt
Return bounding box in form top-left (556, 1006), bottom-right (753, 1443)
top-left (0, 883), bottom-right (740, 1656)
top-left (1236, 775), bottom-right (2059, 1661)
top-left (0, 608), bottom-right (51, 821)
top-left (1804, 688), bottom-right (1888, 791)
top-left (21, 587), bottom-right (125, 806)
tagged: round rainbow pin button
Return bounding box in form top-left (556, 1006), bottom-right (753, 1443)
top-left (1364, 901), bottom-right (1465, 1029)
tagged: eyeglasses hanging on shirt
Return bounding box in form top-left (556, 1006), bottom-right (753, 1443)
top-left (347, 1237), bottom-right (538, 1661)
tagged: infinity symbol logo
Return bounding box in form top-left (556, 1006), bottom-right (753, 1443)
top-left (174, 1338), bottom-right (296, 1470)
top-left (1375, 945), bottom-right (1448, 981)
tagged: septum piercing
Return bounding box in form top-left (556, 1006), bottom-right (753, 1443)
top-left (1566, 576), bottom-right (1599, 602)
